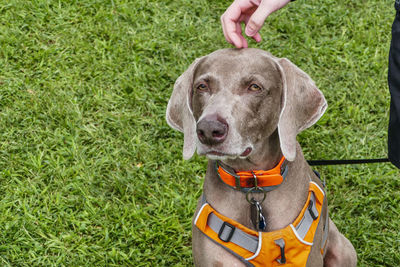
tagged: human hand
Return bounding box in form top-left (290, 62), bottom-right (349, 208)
top-left (221, 0), bottom-right (291, 48)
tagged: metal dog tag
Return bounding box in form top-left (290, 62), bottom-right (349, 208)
top-left (250, 198), bottom-right (266, 231)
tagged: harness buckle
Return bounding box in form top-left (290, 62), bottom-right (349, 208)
top-left (218, 222), bottom-right (236, 242)
top-left (274, 239), bottom-right (286, 264)
top-left (308, 199), bottom-right (319, 220)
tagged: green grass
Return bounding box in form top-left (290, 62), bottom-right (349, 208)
top-left (0, 0), bottom-right (398, 266)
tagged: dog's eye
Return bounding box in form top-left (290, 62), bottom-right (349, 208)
top-left (196, 83), bottom-right (208, 91)
top-left (248, 84), bottom-right (262, 92)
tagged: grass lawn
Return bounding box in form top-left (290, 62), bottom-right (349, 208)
top-left (0, 0), bottom-right (399, 266)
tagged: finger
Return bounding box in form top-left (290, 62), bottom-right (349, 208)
top-left (227, 21), bottom-right (244, 48)
top-left (236, 21), bottom-right (248, 48)
top-left (252, 32), bottom-right (262, 43)
top-left (223, 19), bottom-right (244, 48)
top-left (221, 4), bottom-right (244, 48)
top-left (221, 15), bottom-right (234, 45)
top-left (243, 16), bottom-right (261, 43)
top-left (245, 0), bottom-right (290, 37)
top-left (245, 2), bottom-right (271, 37)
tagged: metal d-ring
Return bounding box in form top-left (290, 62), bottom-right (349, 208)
top-left (246, 187), bottom-right (267, 204)
top-left (245, 172), bottom-right (267, 204)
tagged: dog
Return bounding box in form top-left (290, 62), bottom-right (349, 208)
top-left (166, 48), bottom-right (357, 267)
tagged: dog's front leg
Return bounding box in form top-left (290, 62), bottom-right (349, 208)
top-left (323, 219), bottom-right (357, 267)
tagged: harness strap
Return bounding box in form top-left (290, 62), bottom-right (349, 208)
top-left (296, 192), bottom-right (318, 239)
top-left (208, 212), bottom-right (259, 253)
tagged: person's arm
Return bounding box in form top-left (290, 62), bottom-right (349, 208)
top-left (221, 0), bottom-right (292, 48)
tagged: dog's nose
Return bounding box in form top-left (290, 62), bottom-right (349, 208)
top-left (196, 116), bottom-right (228, 145)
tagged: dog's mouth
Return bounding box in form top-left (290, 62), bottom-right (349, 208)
top-left (204, 147), bottom-right (253, 159)
top-left (207, 151), bottom-right (226, 156)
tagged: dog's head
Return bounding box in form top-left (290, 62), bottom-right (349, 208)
top-left (166, 48), bottom-right (326, 165)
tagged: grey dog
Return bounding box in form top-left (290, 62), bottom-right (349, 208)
top-left (166, 48), bottom-right (357, 266)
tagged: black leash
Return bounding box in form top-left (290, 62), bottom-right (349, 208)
top-left (307, 158), bottom-right (390, 166)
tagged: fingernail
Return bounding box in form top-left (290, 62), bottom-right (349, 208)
top-left (246, 27), bottom-right (256, 36)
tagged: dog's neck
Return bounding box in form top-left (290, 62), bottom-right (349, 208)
top-left (202, 142), bottom-right (312, 232)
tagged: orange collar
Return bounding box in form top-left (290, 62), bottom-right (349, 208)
top-left (216, 156), bottom-right (288, 192)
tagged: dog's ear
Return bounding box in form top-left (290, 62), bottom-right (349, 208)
top-left (166, 57), bottom-right (204, 160)
top-left (277, 58), bottom-right (327, 161)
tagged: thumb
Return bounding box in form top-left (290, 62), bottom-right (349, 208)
top-left (245, 2), bottom-right (272, 37)
top-left (245, 0), bottom-right (291, 37)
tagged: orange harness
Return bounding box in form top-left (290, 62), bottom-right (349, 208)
top-left (194, 181), bottom-right (328, 267)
